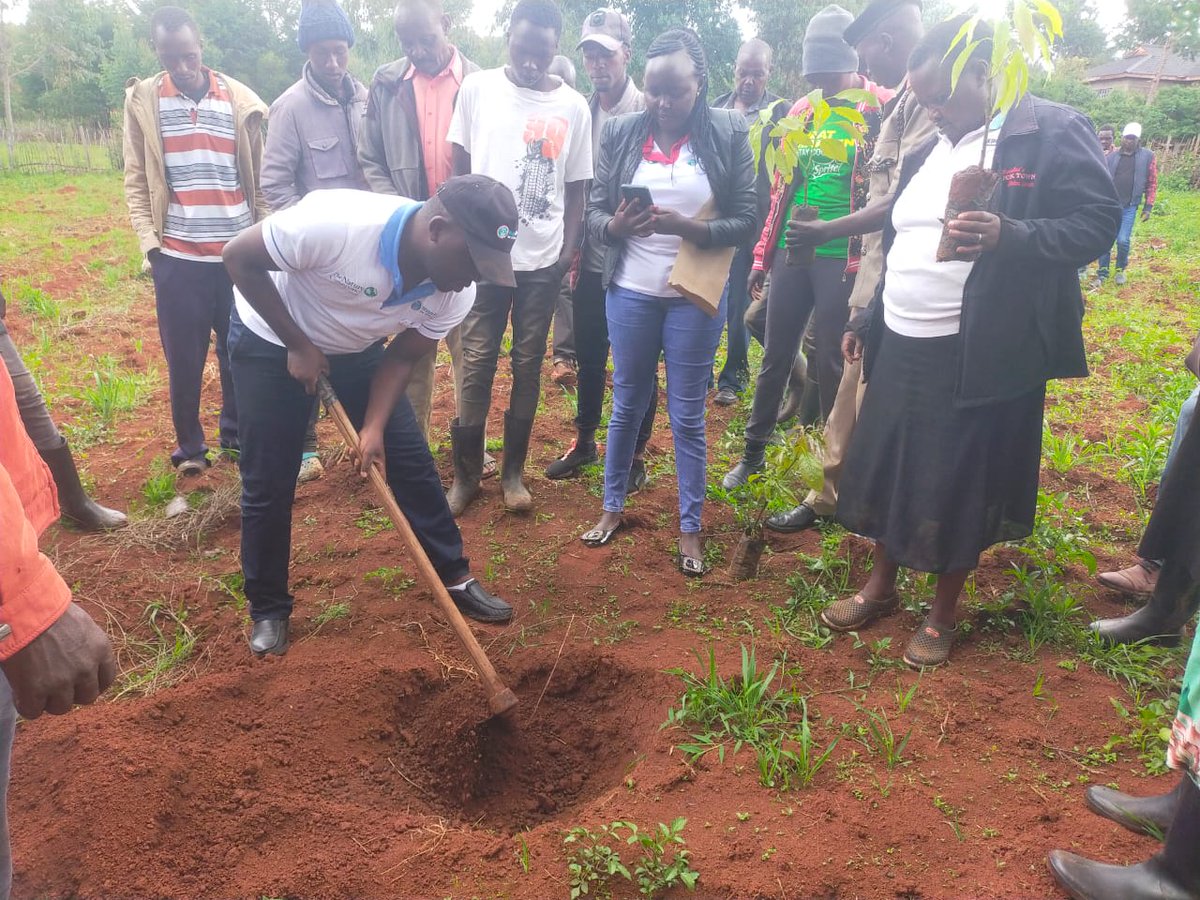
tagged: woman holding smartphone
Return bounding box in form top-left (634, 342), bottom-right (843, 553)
top-left (579, 28), bottom-right (756, 575)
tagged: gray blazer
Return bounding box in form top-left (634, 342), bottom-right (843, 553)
top-left (261, 65), bottom-right (368, 211)
top-left (585, 107), bottom-right (758, 288)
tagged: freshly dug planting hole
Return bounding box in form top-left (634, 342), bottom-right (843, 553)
top-left (390, 652), bottom-right (667, 831)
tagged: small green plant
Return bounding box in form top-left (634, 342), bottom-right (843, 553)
top-left (80, 355), bottom-right (151, 426)
top-left (1007, 567), bottom-right (1084, 653)
top-left (114, 601), bottom-right (197, 699)
top-left (515, 832), bottom-right (531, 875)
top-left (855, 703), bottom-right (913, 770)
top-left (364, 565), bottom-right (416, 595)
top-left (13, 280), bottom-right (61, 322)
top-left (312, 600), bottom-right (350, 627)
top-left (933, 795), bottom-right (966, 842)
top-left (563, 819), bottom-right (698, 899)
top-left (140, 459), bottom-right (177, 511)
top-left (1042, 424), bottom-right (1104, 475)
top-left (354, 507), bottom-right (393, 537)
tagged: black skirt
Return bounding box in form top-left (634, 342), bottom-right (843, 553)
top-left (836, 326), bottom-right (1046, 573)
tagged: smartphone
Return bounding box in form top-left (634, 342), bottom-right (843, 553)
top-left (620, 184), bottom-right (654, 208)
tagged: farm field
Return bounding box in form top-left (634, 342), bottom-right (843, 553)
top-left (2, 171), bottom-right (1199, 899)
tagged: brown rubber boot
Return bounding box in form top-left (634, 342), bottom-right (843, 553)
top-left (445, 419), bottom-right (484, 517)
top-left (500, 411), bottom-right (534, 513)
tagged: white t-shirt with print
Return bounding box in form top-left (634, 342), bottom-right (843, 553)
top-left (447, 68), bottom-right (593, 273)
top-left (233, 190), bottom-right (475, 355)
top-left (614, 141), bottom-right (713, 299)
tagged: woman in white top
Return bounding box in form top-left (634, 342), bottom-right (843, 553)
top-left (578, 29), bottom-right (757, 575)
top-left (819, 18), bottom-right (1121, 667)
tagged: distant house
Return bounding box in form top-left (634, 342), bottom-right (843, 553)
top-left (1084, 44), bottom-right (1200, 97)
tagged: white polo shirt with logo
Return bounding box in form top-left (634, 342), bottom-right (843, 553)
top-left (233, 189), bottom-right (475, 355)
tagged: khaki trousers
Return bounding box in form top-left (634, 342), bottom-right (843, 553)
top-left (404, 325), bottom-right (463, 439)
top-left (805, 353), bottom-right (867, 516)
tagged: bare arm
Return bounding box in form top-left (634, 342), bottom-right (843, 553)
top-left (558, 179), bottom-right (586, 268)
top-left (221, 224), bottom-right (329, 393)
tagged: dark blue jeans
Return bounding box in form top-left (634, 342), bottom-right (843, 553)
top-left (716, 244), bottom-right (754, 393)
top-left (228, 313), bottom-right (469, 621)
top-left (1099, 203), bottom-right (1139, 277)
top-left (148, 252), bottom-right (237, 464)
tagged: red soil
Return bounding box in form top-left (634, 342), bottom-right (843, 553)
top-left (2, 209), bottom-right (1182, 899)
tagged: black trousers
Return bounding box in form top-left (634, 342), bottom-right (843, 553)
top-left (572, 269), bottom-right (657, 445)
top-left (229, 312), bottom-right (469, 621)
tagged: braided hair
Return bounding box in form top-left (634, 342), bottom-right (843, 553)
top-left (640, 29), bottom-right (723, 189)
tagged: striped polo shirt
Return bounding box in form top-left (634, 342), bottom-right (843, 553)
top-left (159, 70), bottom-right (253, 261)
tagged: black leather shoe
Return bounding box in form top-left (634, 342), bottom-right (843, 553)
top-left (713, 387), bottom-right (738, 407)
top-left (447, 579), bottom-right (513, 624)
top-left (250, 618), bottom-right (289, 656)
top-left (1086, 780), bottom-right (1184, 839)
top-left (766, 503), bottom-right (820, 534)
top-left (545, 439), bottom-right (598, 479)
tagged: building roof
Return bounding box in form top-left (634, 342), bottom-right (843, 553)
top-left (1085, 44), bottom-right (1200, 84)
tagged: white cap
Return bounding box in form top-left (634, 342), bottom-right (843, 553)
top-left (1123, 122), bottom-right (1142, 139)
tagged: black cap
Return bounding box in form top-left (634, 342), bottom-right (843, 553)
top-left (436, 175), bottom-right (519, 288)
top-left (844, 0), bottom-right (921, 47)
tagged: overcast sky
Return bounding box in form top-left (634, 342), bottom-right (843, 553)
top-left (467, 0), bottom-right (1129, 39)
top-left (4, 0), bottom-right (1132, 42)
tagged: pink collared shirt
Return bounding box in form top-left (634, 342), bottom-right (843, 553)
top-left (405, 49), bottom-right (464, 194)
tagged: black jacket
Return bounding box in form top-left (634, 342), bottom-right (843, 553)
top-left (862, 94), bottom-right (1121, 406)
top-left (586, 108), bottom-right (758, 288)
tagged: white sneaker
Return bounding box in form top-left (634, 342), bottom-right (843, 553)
top-left (297, 454), bottom-right (324, 484)
top-left (1115, 271), bottom-right (1127, 286)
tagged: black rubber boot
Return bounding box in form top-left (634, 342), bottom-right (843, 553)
top-left (1085, 777), bottom-right (1188, 839)
top-left (722, 440), bottom-right (766, 491)
top-left (500, 411), bottom-right (534, 512)
top-left (38, 441), bottom-right (127, 531)
top-left (445, 419), bottom-right (485, 518)
top-left (1089, 560), bottom-right (1200, 647)
top-left (1048, 776), bottom-right (1200, 900)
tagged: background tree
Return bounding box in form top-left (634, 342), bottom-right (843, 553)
top-left (1052, 0), bottom-right (1107, 61)
top-left (1119, 0), bottom-right (1200, 58)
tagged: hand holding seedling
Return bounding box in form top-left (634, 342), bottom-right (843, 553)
top-left (945, 210), bottom-right (1001, 260)
top-left (784, 217), bottom-right (829, 250)
top-left (608, 198), bottom-right (655, 239)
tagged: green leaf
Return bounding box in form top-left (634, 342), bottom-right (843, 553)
top-left (1014, 0), bottom-right (1037, 57)
top-left (819, 139), bottom-right (849, 163)
top-left (832, 87), bottom-right (879, 107)
top-left (951, 39), bottom-right (981, 92)
top-left (1033, 0), bottom-right (1064, 39)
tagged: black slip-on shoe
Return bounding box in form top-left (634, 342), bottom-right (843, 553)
top-left (250, 618), bottom-right (290, 656)
top-left (447, 579), bottom-right (513, 624)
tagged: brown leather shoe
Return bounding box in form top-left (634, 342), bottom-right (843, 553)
top-left (1097, 561), bottom-right (1158, 596)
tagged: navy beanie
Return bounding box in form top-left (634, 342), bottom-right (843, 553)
top-left (298, 0), bottom-right (355, 52)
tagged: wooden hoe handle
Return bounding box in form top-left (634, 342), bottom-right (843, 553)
top-left (317, 376), bottom-right (518, 718)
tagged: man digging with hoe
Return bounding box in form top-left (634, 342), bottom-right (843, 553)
top-left (222, 177), bottom-right (517, 657)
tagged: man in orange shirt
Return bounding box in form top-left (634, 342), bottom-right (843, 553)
top-left (0, 362), bottom-right (116, 896)
top-left (359, 0), bottom-right (481, 440)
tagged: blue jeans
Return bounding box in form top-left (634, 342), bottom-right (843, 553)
top-left (716, 245), bottom-right (753, 393)
top-left (604, 284), bottom-right (726, 533)
top-left (1099, 204), bottom-right (1139, 277)
top-left (228, 312), bottom-right (469, 621)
